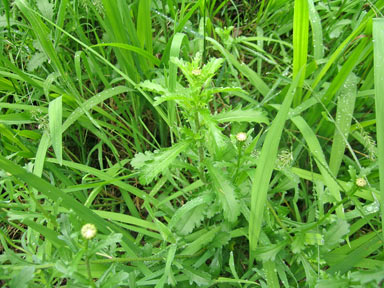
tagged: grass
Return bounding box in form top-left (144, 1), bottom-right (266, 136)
top-left (1, 0), bottom-right (384, 287)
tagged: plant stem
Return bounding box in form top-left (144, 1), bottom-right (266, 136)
top-left (234, 143), bottom-right (243, 181)
top-left (194, 111), bottom-right (206, 182)
top-left (84, 240), bottom-right (96, 288)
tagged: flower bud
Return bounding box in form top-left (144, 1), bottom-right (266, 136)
top-left (356, 178), bottom-right (367, 187)
top-left (236, 132), bottom-right (247, 142)
top-left (81, 224), bottom-right (97, 240)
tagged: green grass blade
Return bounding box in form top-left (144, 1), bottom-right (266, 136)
top-left (264, 260), bottom-right (280, 288)
top-left (54, 0), bottom-right (69, 46)
top-left (180, 226), bottom-right (221, 255)
top-left (101, 0), bottom-right (141, 81)
top-left (33, 131), bottom-right (50, 177)
top-left (292, 0), bottom-right (309, 106)
top-left (91, 43), bottom-right (160, 66)
top-left (249, 72), bottom-right (301, 261)
top-left (93, 210), bottom-right (159, 232)
top-left (22, 219), bottom-right (66, 248)
top-left (303, 5), bottom-right (383, 101)
top-left (321, 38), bottom-right (370, 105)
top-left (213, 108), bottom-right (269, 124)
top-left (207, 37), bottom-right (270, 97)
top-left (373, 18), bottom-right (384, 240)
top-left (329, 73), bottom-right (358, 176)
top-left (62, 86), bottom-right (131, 132)
top-left (15, 0), bottom-right (77, 96)
top-left (137, 0), bottom-right (153, 60)
top-left (48, 96), bottom-right (62, 165)
top-left (168, 32), bottom-right (189, 142)
top-left (327, 235), bottom-right (382, 275)
top-left (174, 0), bottom-right (202, 34)
top-left (307, 0), bottom-right (324, 60)
top-left (0, 77), bottom-right (14, 91)
top-left (0, 154), bottom-right (141, 254)
top-left (169, 33), bottom-right (188, 92)
top-left (291, 116), bottom-right (344, 218)
top-left (46, 158), bottom-right (158, 205)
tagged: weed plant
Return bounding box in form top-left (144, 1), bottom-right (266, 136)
top-left (0, 0), bottom-right (384, 287)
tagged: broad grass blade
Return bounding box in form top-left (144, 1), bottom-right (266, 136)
top-left (292, 116), bottom-right (344, 219)
top-left (292, 0), bottom-right (309, 106)
top-left (308, 0), bottom-right (324, 60)
top-left (249, 72), bottom-right (301, 262)
top-left (329, 73), bottom-right (358, 176)
top-left (49, 96), bottom-right (62, 165)
top-left (373, 18), bottom-right (384, 239)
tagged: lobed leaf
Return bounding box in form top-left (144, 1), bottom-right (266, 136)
top-left (131, 141), bottom-right (190, 185)
top-left (206, 161), bottom-right (240, 223)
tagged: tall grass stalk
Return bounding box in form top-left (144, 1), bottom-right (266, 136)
top-left (373, 18), bottom-right (384, 239)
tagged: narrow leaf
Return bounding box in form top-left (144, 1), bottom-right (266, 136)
top-left (249, 72), bottom-right (301, 260)
top-left (49, 96), bottom-right (62, 165)
top-left (373, 18), bottom-right (384, 240)
top-left (213, 108), bottom-right (269, 124)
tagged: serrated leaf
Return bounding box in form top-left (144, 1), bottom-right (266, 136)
top-left (27, 52), bottom-right (47, 71)
top-left (32, 39), bottom-right (44, 51)
top-left (170, 55), bottom-right (224, 89)
top-left (351, 268), bottom-right (384, 285)
top-left (131, 141), bottom-right (190, 185)
top-left (9, 266), bottom-right (35, 288)
top-left (255, 242), bottom-right (287, 261)
top-left (153, 91), bottom-right (190, 106)
top-left (322, 219), bottom-right (350, 251)
top-left (131, 151), bottom-right (154, 169)
top-left (213, 107), bottom-right (269, 124)
top-left (170, 194), bottom-right (212, 235)
top-left (184, 265), bottom-right (213, 286)
top-left (206, 162), bottom-right (240, 223)
top-left (139, 80), bottom-right (167, 94)
top-left (36, 0), bottom-right (54, 21)
top-left (210, 231), bottom-right (231, 248)
top-left (90, 233), bottom-right (122, 255)
top-left (36, 0), bottom-right (53, 22)
top-left (201, 111), bottom-right (232, 160)
top-left (291, 233), bottom-right (306, 254)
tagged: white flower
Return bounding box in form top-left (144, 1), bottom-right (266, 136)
top-left (81, 224), bottom-right (97, 240)
top-left (236, 132), bottom-right (247, 142)
top-left (356, 178), bottom-right (367, 187)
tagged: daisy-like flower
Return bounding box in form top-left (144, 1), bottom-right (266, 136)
top-left (81, 224), bottom-right (97, 240)
top-left (356, 178), bottom-right (367, 188)
top-left (236, 132), bottom-right (247, 142)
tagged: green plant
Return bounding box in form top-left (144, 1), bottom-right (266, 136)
top-left (132, 52), bottom-right (268, 230)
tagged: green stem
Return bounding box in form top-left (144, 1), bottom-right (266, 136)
top-left (194, 111), bottom-right (206, 182)
top-left (84, 240), bottom-right (96, 288)
top-left (234, 143), bottom-right (243, 181)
